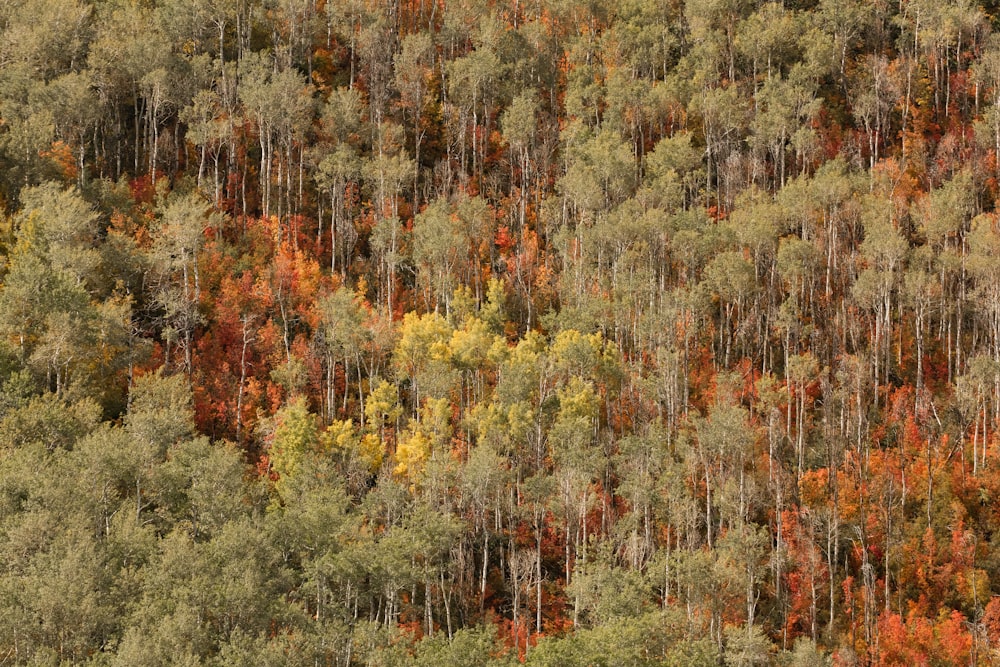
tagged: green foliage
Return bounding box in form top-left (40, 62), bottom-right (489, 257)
top-left (126, 370), bottom-right (195, 456)
top-left (723, 624), bottom-right (774, 666)
top-left (414, 625), bottom-right (510, 667)
top-left (154, 437), bottom-right (253, 538)
top-left (0, 392), bottom-right (100, 451)
top-left (527, 610), bottom-right (717, 667)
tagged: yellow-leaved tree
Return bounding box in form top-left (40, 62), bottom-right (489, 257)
top-left (395, 396), bottom-right (451, 481)
top-left (267, 396), bottom-right (321, 500)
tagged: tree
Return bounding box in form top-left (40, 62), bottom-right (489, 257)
top-left (702, 250), bottom-right (756, 367)
top-left (180, 87), bottom-right (231, 203)
top-left (850, 55), bottom-right (899, 172)
top-left (33, 71), bottom-right (99, 186)
top-left (239, 53), bottom-right (316, 219)
top-left (691, 83), bottom-right (749, 208)
top-left (150, 192), bottom-right (215, 376)
top-left (501, 92), bottom-right (538, 231)
top-left (315, 143), bottom-right (360, 275)
top-left (852, 195), bottom-right (908, 401)
top-left (393, 311), bottom-right (456, 413)
top-left (446, 41), bottom-right (502, 184)
top-left (316, 286), bottom-right (369, 421)
top-left (362, 126), bottom-right (415, 313)
top-left (395, 31), bottom-right (436, 200)
top-left (126, 369), bottom-right (196, 457)
top-left (153, 436), bottom-right (251, 538)
top-left (413, 197), bottom-right (463, 313)
top-left (0, 184), bottom-right (131, 399)
top-left (749, 70), bottom-right (822, 188)
top-left (266, 395), bottom-right (322, 500)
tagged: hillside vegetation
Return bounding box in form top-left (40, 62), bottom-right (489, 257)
top-left (3, 0), bottom-right (1000, 664)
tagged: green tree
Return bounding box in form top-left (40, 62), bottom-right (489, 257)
top-left (413, 197), bottom-right (463, 313)
top-left (153, 437), bottom-right (252, 538)
top-left (150, 192), bottom-right (216, 376)
top-left (316, 286), bottom-right (370, 421)
top-left (238, 53), bottom-right (316, 219)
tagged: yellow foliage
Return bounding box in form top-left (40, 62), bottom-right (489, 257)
top-left (549, 329), bottom-right (620, 384)
top-left (324, 418), bottom-right (383, 474)
top-left (551, 329), bottom-right (601, 372)
top-left (958, 568), bottom-right (990, 612)
top-left (487, 337), bottom-right (510, 366)
top-left (421, 397), bottom-right (452, 444)
top-left (506, 401), bottom-right (534, 443)
top-left (12, 211), bottom-right (39, 257)
top-left (269, 396), bottom-right (321, 496)
top-left (480, 277), bottom-right (505, 332)
top-left (359, 433), bottom-right (385, 472)
top-left (556, 377), bottom-right (599, 421)
top-left (393, 311), bottom-right (454, 379)
top-left (322, 419), bottom-right (358, 453)
top-left (506, 331), bottom-right (544, 371)
top-left (394, 429), bottom-right (431, 478)
top-left (471, 400), bottom-right (532, 451)
top-left (450, 284), bottom-right (476, 321)
top-left (471, 402), bottom-right (504, 445)
top-left (365, 379), bottom-right (402, 432)
top-left (429, 340), bottom-right (451, 362)
top-left (449, 316), bottom-right (494, 370)
top-left (394, 397), bottom-right (453, 479)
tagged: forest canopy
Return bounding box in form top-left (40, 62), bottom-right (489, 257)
top-left (3, 0), bottom-right (1000, 664)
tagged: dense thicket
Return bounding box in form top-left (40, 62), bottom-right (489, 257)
top-left (5, 0), bottom-right (1000, 664)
